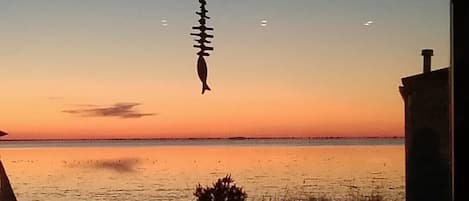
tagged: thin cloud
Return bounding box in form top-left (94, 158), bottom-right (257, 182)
top-left (62, 102), bottom-right (156, 119)
top-left (47, 96), bottom-right (65, 101)
top-left (69, 104), bottom-right (101, 107)
top-left (0, 130), bottom-right (8, 137)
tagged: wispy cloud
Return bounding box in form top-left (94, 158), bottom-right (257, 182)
top-left (0, 130), bottom-right (8, 137)
top-left (62, 103), bottom-right (156, 119)
top-left (47, 96), bottom-right (65, 101)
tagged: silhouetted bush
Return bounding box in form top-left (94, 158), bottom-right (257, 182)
top-left (194, 175), bottom-right (247, 201)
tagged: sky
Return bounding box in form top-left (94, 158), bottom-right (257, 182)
top-left (0, 0), bottom-right (450, 140)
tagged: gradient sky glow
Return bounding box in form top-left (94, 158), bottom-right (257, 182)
top-left (0, 0), bottom-right (450, 139)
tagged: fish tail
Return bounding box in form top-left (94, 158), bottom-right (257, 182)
top-left (202, 83), bottom-right (211, 94)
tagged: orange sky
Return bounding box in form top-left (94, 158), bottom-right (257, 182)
top-left (0, 0), bottom-right (449, 139)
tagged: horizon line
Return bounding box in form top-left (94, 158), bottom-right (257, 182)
top-left (0, 136), bottom-right (404, 142)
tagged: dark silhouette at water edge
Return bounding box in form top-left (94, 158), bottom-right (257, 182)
top-left (1, 144), bottom-right (17, 201)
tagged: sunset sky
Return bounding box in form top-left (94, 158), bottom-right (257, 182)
top-left (0, 0), bottom-right (450, 139)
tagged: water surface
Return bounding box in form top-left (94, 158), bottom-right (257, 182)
top-left (0, 139), bottom-right (404, 201)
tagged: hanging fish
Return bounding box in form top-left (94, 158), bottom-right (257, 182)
top-left (197, 56), bottom-right (211, 94)
top-left (191, 0), bottom-right (214, 94)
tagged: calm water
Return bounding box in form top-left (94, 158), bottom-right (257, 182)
top-left (0, 139), bottom-right (404, 201)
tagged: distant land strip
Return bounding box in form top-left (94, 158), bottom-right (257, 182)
top-left (0, 136), bottom-right (404, 142)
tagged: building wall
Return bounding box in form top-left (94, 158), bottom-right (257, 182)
top-left (400, 68), bottom-right (451, 201)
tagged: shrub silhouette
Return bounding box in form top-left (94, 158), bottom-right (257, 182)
top-left (194, 175), bottom-right (247, 201)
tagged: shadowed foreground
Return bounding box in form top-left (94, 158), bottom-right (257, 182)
top-left (195, 175), bottom-right (401, 201)
top-left (0, 160), bottom-right (17, 201)
top-left (255, 188), bottom-right (399, 201)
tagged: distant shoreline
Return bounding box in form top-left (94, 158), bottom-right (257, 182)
top-left (0, 136), bottom-right (403, 142)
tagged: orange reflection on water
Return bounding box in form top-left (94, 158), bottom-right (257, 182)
top-left (1, 144), bottom-right (404, 201)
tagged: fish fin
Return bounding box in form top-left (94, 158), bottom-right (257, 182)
top-left (202, 83), bottom-right (211, 94)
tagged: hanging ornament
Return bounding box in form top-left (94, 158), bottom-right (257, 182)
top-left (191, 0), bottom-right (214, 94)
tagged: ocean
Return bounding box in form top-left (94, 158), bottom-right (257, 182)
top-left (0, 138), bottom-right (405, 201)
